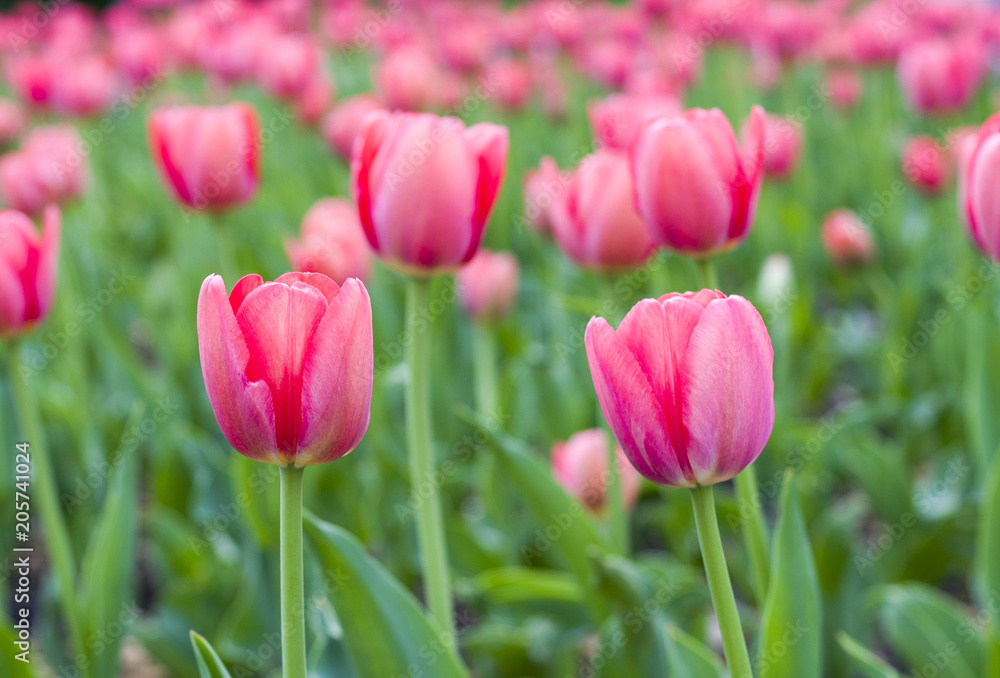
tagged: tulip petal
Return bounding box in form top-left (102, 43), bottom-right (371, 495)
top-left (680, 296), bottom-right (774, 485)
top-left (32, 204), bottom-right (60, 322)
top-left (229, 274), bottom-right (263, 314)
top-left (197, 275), bottom-right (277, 463)
top-left (296, 278), bottom-right (374, 467)
top-left (463, 123), bottom-right (509, 262)
top-left (351, 111), bottom-right (392, 252)
top-left (585, 315), bottom-right (693, 487)
top-left (969, 134), bottom-right (1000, 258)
top-left (237, 279), bottom-right (329, 462)
top-left (730, 105), bottom-right (766, 241)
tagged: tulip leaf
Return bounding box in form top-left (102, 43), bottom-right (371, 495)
top-left (77, 448), bottom-right (139, 678)
top-left (190, 631), bottom-right (234, 678)
top-left (758, 472), bottom-right (822, 678)
top-left (665, 623), bottom-right (725, 677)
top-left (0, 620), bottom-right (35, 678)
top-left (471, 567), bottom-right (584, 605)
top-left (836, 632), bottom-right (903, 678)
top-left (873, 583), bottom-right (984, 678)
top-left (303, 512), bottom-right (471, 678)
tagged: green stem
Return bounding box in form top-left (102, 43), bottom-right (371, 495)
top-left (695, 257), bottom-right (719, 289)
top-left (690, 485), bottom-right (754, 678)
top-left (599, 275), bottom-right (628, 554)
top-left (279, 466), bottom-right (306, 678)
top-left (6, 343), bottom-right (87, 670)
top-left (212, 214), bottom-right (240, 283)
top-left (734, 466), bottom-right (770, 605)
top-left (406, 277), bottom-right (455, 634)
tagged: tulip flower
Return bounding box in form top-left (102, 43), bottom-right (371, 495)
top-left (285, 198), bottom-right (373, 285)
top-left (897, 36), bottom-right (986, 116)
top-left (825, 69), bottom-right (862, 111)
top-left (902, 136), bottom-right (950, 194)
top-left (148, 103), bottom-right (261, 211)
top-left (321, 95), bottom-right (386, 160)
top-left (0, 126), bottom-right (90, 216)
top-left (961, 113), bottom-right (1000, 261)
top-left (351, 111), bottom-right (509, 275)
top-left (257, 34), bottom-right (321, 99)
top-left (631, 106), bottom-right (766, 257)
top-left (761, 113), bottom-right (803, 179)
top-left (456, 250), bottom-right (519, 323)
top-left (0, 206), bottom-right (61, 337)
top-left (197, 272), bottom-right (373, 467)
top-left (483, 58), bottom-right (533, 112)
top-left (586, 289), bottom-right (774, 488)
top-left (552, 429), bottom-right (641, 512)
top-left (587, 93), bottom-right (681, 151)
top-left (549, 149), bottom-right (656, 271)
top-left (522, 156), bottom-right (564, 235)
top-left (822, 209), bottom-right (876, 266)
top-left (49, 54), bottom-right (119, 118)
top-left (0, 100), bottom-right (25, 146)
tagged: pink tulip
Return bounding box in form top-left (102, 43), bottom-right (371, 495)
top-left (631, 106), bottom-right (766, 257)
top-left (148, 103), bottom-right (261, 211)
top-left (0, 206), bottom-right (60, 337)
top-left (549, 150), bottom-right (656, 271)
top-left (293, 74), bottom-right (335, 126)
top-left (588, 93), bottom-right (681, 151)
top-left (351, 111), bottom-right (509, 275)
top-left (825, 69), bottom-right (862, 111)
top-left (902, 136), bottom-right (950, 194)
top-left (257, 34), bottom-right (321, 99)
top-left (197, 272), bottom-right (373, 467)
top-left (897, 36), bottom-right (986, 115)
top-left (483, 58), bottom-right (533, 112)
top-left (285, 198), bottom-right (373, 285)
top-left (552, 429), bottom-right (642, 511)
top-left (522, 156), bottom-right (565, 235)
top-left (375, 45), bottom-right (445, 111)
top-left (49, 54), bottom-right (120, 118)
top-left (321, 95), bottom-right (386, 160)
top-left (0, 100), bottom-right (25, 146)
top-left (760, 113), bottom-right (803, 179)
top-left (585, 290), bottom-right (774, 488)
top-left (821, 209), bottom-right (876, 266)
top-left (0, 126), bottom-right (89, 215)
top-left (961, 113), bottom-right (1000, 261)
top-left (456, 250), bottom-right (519, 322)
top-left (6, 53), bottom-right (55, 108)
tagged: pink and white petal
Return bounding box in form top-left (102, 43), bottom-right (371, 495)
top-left (196, 275), bottom-right (277, 463)
top-left (585, 316), bottom-right (692, 487)
top-left (275, 271), bottom-right (342, 303)
top-left (296, 278), bottom-right (374, 466)
top-left (33, 204), bottom-right (60, 321)
top-left (680, 296), bottom-right (774, 485)
top-left (462, 122), bottom-right (509, 260)
top-left (229, 274), bottom-right (263, 314)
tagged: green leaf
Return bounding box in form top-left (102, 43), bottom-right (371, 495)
top-left (873, 583), bottom-right (984, 678)
top-left (837, 632), bottom-right (903, 678)
top-left (758, 472), bottom-right (823, 678)
top-left (665, 623), bottom-right (725, 677)
top-left (470, 567), bottom-right (584, 605)
top-left (190, 631), bottom-right (233, 678)
top-left (77, 450), bottom-right (139, 678)
top-left (976, 449), bottom-right (1000, 616)
top-left (303, 513), bottom-right (471, 678)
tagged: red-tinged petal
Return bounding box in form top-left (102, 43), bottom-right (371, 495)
top-left (969, 134), bottom-right (1000, 259)
top-left (350, 110), bottom-right (391, 252)
top-left (274, 271), bottom-right (341, 304)
top-left (296, 278), bottom-right (374, 467)
top-left (462, 122), bottom-right (509, 262)
top-left (730, 105), bottom-right (766, 241)
top-left (229, 274), bottom-right (263, 315)
top-left (33, 204), bottom-right (60, 322)
top-left (148, 109), bottom-right (194, 206)
top-left (197, 275), bottom-right (277, 463)
top-left (686, 108), bottom-right (739, 184)
top-left (585, 315), bottom-right (692, 488)
top-left (0, 253), bottom-right (25, 332)
top-left (680, 295), bottom-right (774, 485)
top-left (237, 280), bottom-right (329, 462)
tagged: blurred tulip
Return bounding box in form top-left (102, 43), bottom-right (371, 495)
top-left (0, 205), bottom-right (60, 337)
top-left (760, 113), bottom-right (802, 179)
top-left (552, 429), bottom-right (642, 511)
top-left (351, 111), bottom-right (509, 275)
top-left (822, 209), bottom-right (876, 266)
top-left (375, 45), bottom-right (444, 111)
top-left (258, 34), bottom-right (320, 99)
top-left (0, 126), bottom-right (89, 215)
top-left (293, 74), bottom-right (335, 126)
top-left (50, 54), bottom-right (119, 117)
top-left (522, 156), bottom-right (564, 235)
top-left (148, 103), bottom-right (260, 211)
top-left (197, 272), bottom-right (373, 467)
top-left (588, 93), bottom-right (681, 151)
top-left (902, 136), bottom-right (950, 193)
top-left (897, 36), bottom-right (986, 115)
top-left (456, 250), bottom-right (519, 323)
top-left (585, 290), bottom-right (774, 487)
top-left (549, 150), bottom-right (656, 271)
top-left (285, 198), bottom-right (373, 285)
top-left (631, 106), bottom-right (766, 257)
top-left (825, 69), bottom-right (862, 111)
top-left (0, 100), bottom-right (25, 146)
top-left (6, 53), bottom-right (55, 108)
top-left (961, 113), bottom-right (1000, 261)
top-left (321, 95), bottom-right (385, 160)
top-left (483, 58), bottom-right (533, 112)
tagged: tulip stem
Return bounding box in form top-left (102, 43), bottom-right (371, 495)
top-left (6, 342), bottom-right (87, 672)
top-left (212, 214), bottom-right (239, 282)
top-left (406, 277), bottom-right (455, 635)
top-left (279, 465), bottom-right (307, 678)
top-left (695, 257), bottom-right (719, 289)
top-left (600, 275), bottom-right (628, 554)
top-left (690, 485), bottom-right (754, 678)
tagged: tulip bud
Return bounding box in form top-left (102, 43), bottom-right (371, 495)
top-left (456, 250), bottom-right (519, 323)
top-left (897, 36), bottom-right (986, 115)
top-left (585, 290), bottom-right (775, 487)
top-left (285, 198), bottom-right (373, 285)
top-left (0, 125), bottom-right (90, 216)
top-left (197, 272), bottom-right (374, 467)
top-left (148, 102), bottom-right (261, 211)
top-left (760, 113), bottom-right (803, 179)
top-left (587, 93), bottom-right (680, 151)
top-left (631, 106), bottom-right (766, 257)
top-left (350, 111), bottom-right (509, 276)
top-left (961, 113), bottom-right (1000, 261)
top-left (821, 209), bottom-right (876, 266)
top-left (552, 429), bottom-right (642, 512)
top-left (549, 150), bottom-right (656, 271)
top-left (0, 206), bottom-right (61, 338)
top-left (522, 156), bottom-right (565, 235)
top-left (321, 95), bottom-right (386, 160)
top-left (825, 69), bottom-right (862, 111)
top-left (901, 136), bottom-right (950, 193)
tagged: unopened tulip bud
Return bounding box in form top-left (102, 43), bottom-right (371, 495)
top-left (456, 250), bottom-right (519, 323)
top-left (285, 198), bottom-right (373, 285)
top-left (822, 209), bottom-right (876, 266)
top-left (552, 429), bottom-right (642, 512)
